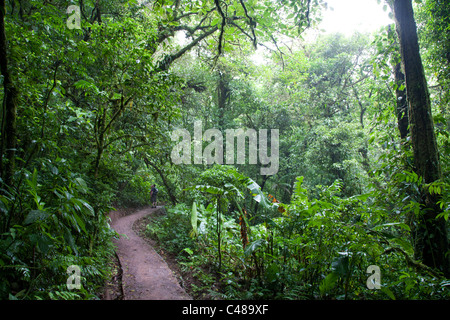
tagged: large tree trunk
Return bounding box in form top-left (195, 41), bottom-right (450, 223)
top-left (393, 0), bottom-right (449, 276)
top-left (0, 0), bottom-right (18, 188)
top-left (217, 69), bottom-right (230, 130)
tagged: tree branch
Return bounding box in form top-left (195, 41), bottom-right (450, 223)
top-left (102, 95), bottom-right (134, 136)
top-left (382, 247), bottom-right (444, 278)
top-left (239, 0), bottom-right (257, 49)
top-left (214, 0), bottom-right (226, 55)
top-left (156, 26), bottom-right (218, 72)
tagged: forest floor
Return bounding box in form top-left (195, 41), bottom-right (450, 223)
top-left (102, 206), bottom-right (191, 300)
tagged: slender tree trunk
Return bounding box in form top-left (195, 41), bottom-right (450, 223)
top-left (351, 84), bottom-right (366, 129)
top-left (393, 0), bottom-right (449, 276)
top-left (144, 157), bottom-right (178, 205)
top-left (0, 0), bottom-right (18, 188)
top-left (217, 196), bottom-right (222, 272)
top-left (217, 70), bottom-right (230, 130)
top-left (394, 62), bottom-right (409, 140)
top-left (93, 106), bottom-right (107, 178)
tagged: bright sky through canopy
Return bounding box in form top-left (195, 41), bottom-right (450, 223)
top-left (319, 0), bottom-right (393, 35)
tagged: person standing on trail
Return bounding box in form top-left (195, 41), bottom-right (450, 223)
top-left (150, 184), bottom-right (158, 208)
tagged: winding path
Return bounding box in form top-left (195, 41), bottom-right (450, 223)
top-left (110, 207), bottom-right (191, 300)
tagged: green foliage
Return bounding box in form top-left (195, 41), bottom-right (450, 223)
top-left (116, 173), bottom-right (154, 207)
top-left (143, 19), bottom-right (450, 299)
top-left (292, 120), bottom-right (369, 196)
top-left (146, 203), bottom-right (195, 256)
top-left (416, 0), bottom-right (450, 113)
top-left (0, 0), bottom-right (448, 301)
top-left (148, 168), bottom-right (450, 300)
top-left (0, 163), bottom-right (117, 300)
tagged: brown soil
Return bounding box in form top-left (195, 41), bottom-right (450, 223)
top-left (102, 206), bottom-right (191, 300)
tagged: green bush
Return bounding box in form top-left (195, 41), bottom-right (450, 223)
top-left (142, 168), bottom-right (450, 300)
top-left (116, 174), bottom-right (153, 207)
top-left (145, 204), bottom-right (196, 256)
top-left (0, 161), bottom-right (117, 300)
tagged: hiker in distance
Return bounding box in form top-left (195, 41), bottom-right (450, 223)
top-left (150, 184), bottom-right (158, 208)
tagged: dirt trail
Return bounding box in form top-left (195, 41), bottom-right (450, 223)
top-left (110, 206), bottom-right (191, 300)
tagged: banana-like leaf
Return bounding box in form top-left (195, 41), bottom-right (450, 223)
top-left (244, 238), bottom-right (267, 256)
top-left (190, 202), bottom-right (198, 237)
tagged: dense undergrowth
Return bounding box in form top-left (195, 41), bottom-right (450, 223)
top-left (0, 165), bottom-right (118, 300)
top-left (145, 166), bottom-right (450, 300)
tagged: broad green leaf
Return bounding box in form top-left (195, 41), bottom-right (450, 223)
top-left (319, 272), bottom-right (339, 295)
top-left (111, 92), bottom-right (122, 100)
top-left (351, 193), bottom-right (372, 202)
top-left (71, 211), bottom-right (87, 234)
top-left (224, 183), bottom-right (244, 199)
top-left (381, 286), bottom-right (396, 300)
top-left (244, 238), bottom-right (266, 256)
top-left (64, 227), bottom-right (78, 256)
top-left (37, 233), bottom-right (52, 254)
top-left (24, 210), bottom-right (48, 225)
top-left (74, 177), bottom-right (89, 194)
top-left (211, 17), bottom-right (221, 26)
top-left (194, 184), bottom-right (225, 195)
top-left (373, 222), bottom-right (411, 232)
top-left (390, 238), bottom-right (414, 255)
